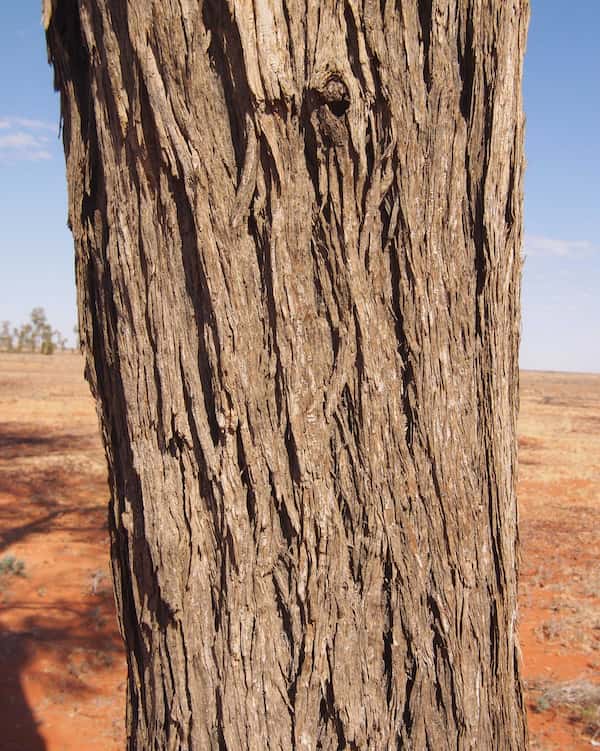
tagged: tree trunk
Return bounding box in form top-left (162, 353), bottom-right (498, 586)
top-left (45, 0), bottom-right (529, 748)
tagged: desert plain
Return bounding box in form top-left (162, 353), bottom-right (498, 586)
top-left (0, 354), bottom-right (598, 750)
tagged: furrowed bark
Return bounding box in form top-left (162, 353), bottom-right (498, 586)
top-left (46, 0), bottom-right (529, 748)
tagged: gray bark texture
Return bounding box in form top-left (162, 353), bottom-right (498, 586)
top-left (45, 0), bottom-right (529, 748)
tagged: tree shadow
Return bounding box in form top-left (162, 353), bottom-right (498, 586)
top-left (0, 424), bottom-right (109, 555)
top-left (0, 422), bottom-right (123, 745)
top-left (0, 593), bottom-right (124, 749)
top-left (0, 427), bottom-right (99, 461)
top-left (0, 622), bottom-right (47, 751)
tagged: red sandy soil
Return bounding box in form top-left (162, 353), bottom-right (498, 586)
top-left (0, 354), bottom-right (598, 749)
top-left (0, 355), bottom-right (124, 751)
top-left (518, 372), bottom-right (600, 749)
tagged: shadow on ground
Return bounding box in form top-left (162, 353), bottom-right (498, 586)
top-left (0, 421), bottom-right (123, 748)
top-left (0, 622), bottom-right (47, 751)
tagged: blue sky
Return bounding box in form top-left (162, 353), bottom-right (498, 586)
top-left (1, 2), bottom-right (598, 372)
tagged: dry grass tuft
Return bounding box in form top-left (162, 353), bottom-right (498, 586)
top-left (528, 679), bottom-right (600, 744)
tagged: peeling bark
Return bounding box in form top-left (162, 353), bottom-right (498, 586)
top-left (46, 0), bottom-right (529, 748)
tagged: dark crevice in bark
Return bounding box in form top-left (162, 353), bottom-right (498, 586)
top-left (458, 12), bottom-right (476, 121)
top-left (401, 638), bottom-right (417, 737)
top-left (417, 0), bottom-right (433, 91)
top-left (365, 116), bottom-right (375, 189)
top-left (87, 1), bottom-right (127, 157)
top-left (319, 677), bottom-right (347, 750)
top-left (225, 526), bottom-right (239, 576)
top-left (259, 131), bottom-right (282, 195)
top-left (202, 0), bottom-right (251, 177)
top-left (489, 597), bottom-right (499, 675)
top-left (270, 470), bottom-right (296, 546)
top-left (289, 634), bottom-right (307, 737)
top-left (210, 586), bottom-right (221, 634)
top-left (137, 73), bottom-right (163, 189)
top-left (322, 199), bottom-right (332, 227)
top-left (215, 688), bottom-right (229, 751)
top-left (486, 478), bottom-right (505, 595)
top-left (284, 421), bottom-right (302, 485)
top-left (339, 385), bottom-right (359, 447)
top-left (383, 548), bottom-right (394, 706)
top-left (505, 149), bottom-right (517, 228)
top-left (310, 237), bottom-right (343, 360)
top-left (247, 212), bottom-right (267, 299)
top-left (272, 572), bottom-right (295, 660)
top-left (388, 239), bottom-right (415, 449)
top-left (47, 0), bottom-right (92, 160)
top-left (168, 171), bottom-right (221, 446)
top-left (428, 595), bottom-right (461, 733)
top-left (176, 450), bottom-right (194, 588)
top-left (135, 210), bottom-right (167, 451)
top-left (472, 78), bottom-right (494, 340)
top-left (301, 95), bottom-right (323, 205)
top-left (177, 357), bottom-right (216, 520)
top-left (379, 193), bottom-right (394, 247)
top-left (250, 152), bottom-right (286, 424)
top-left (236, 425), bottom-right (257, 529)
top-left (280, 1), bottom-right (296, 82)
top-left (343, 5), bottom-right (367, 95)
top-left (327, 98), bottom-right (350, 118)
top-left (346, 131), bottom-right (365, 221)
top-left (351, 306), bottom-right (365, 428)
top-left (279, 498), bottom-right (298, 545)
top-left (336, 490), bottom-right (355, 548)
top-left (216, 536), bottom-right (228, 635)
top-left (104, 2), bottom-right (133, 91)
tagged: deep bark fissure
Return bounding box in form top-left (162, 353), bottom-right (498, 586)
top-left (202, 0), bottom-right (251, 178)
top-left (169, 170), bottom-right (222, 447)
top-left (417, 0), bottom-right (433, 90)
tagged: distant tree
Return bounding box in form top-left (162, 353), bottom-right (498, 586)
top-left (30, 307), bottom-right (49, 352)
top-left (16, 323), bottom-right (33, 353)
top-left (55, 330), bottom-right (68, 352)
top-left (40, 325), bottom-right (56, 355)
top-left (0, 321), bottom-right (13, 352)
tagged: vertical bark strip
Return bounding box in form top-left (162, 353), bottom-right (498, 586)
top-left (46, 0), bottom-right (529, 748)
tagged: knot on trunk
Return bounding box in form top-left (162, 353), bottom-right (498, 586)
top-left (321, 78), bottom-right (350, 117)
top-left (308, 76), bottom-right (351, 148)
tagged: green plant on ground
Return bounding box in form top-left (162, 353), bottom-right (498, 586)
top-left (0, 555), bottom-right (26, 577)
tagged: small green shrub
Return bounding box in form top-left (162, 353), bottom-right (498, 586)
top-left (0, 555), bottom-right (26, 577)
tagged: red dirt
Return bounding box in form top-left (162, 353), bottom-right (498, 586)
top-left (0, 355), bottom-right (598, 749)
top-left (0, 355), bottom-right (125, 750)
top-left (518, 371), bottom-right (600, 750)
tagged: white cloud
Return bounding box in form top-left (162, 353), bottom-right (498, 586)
top-left (0, 116), bottom-right (57, 162)
top-left (0, 132), bottom-right (37, 148)
top-left (523, 234), bottom-right (599, 258)
top-left (11, 117), bottom-right (57, 133)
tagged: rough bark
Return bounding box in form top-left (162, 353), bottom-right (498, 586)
top-left (45, 0), bottom-right (529, 748)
